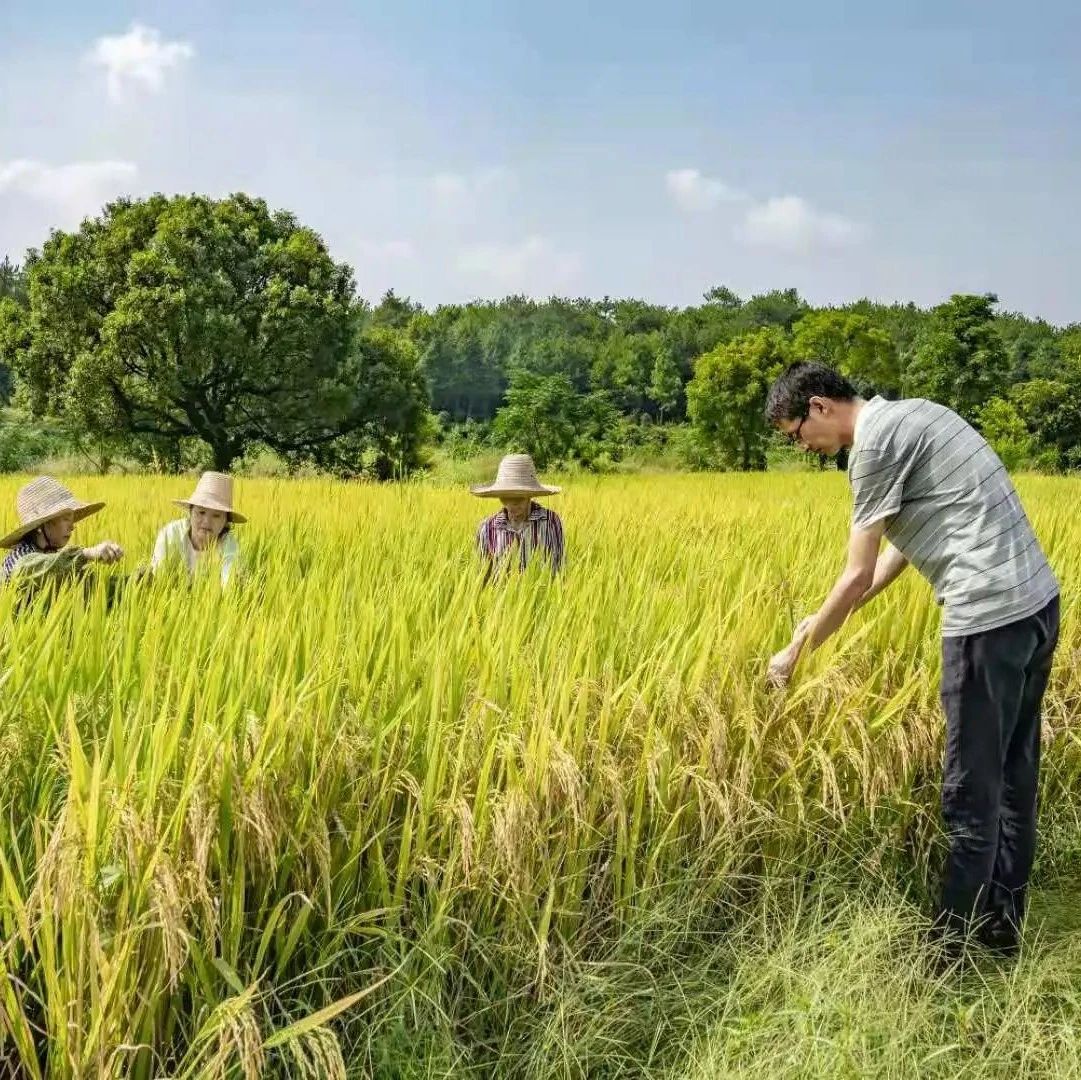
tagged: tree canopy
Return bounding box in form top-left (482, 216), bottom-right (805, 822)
top-left (3, 194), bottom-right (428, 472)
top-left (3, 190), bottom-right (1081, 477)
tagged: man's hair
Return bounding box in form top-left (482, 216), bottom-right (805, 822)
top-left (764, 362), bottom-right (858, 424)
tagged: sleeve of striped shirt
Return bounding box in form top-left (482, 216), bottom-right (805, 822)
top-left (850, 448), bottom-right (914, 530)
top-left (475, 518), bottom-right (491, 559)
top-left (5, 547), bottom-right (86, 586)
top-left (547, 512), bottom-right (565, 573)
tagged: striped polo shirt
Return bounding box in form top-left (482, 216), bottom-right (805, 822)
top-left (849, 397), bottom-right (1058, 637)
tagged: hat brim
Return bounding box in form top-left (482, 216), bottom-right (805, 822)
top-left (0, 500), bottom-right (105, 549)
top-left (469, 484), bottom-right (561, 499)
top-left (174, 499), bottom-right (247, 524)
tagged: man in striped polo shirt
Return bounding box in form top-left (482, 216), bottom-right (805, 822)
top-left (764, 362), bottom-right (1059, 959)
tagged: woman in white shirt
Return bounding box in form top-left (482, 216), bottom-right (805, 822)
top-left (152, 472), bottom-right (245, 584)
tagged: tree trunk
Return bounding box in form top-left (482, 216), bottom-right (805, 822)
top-left (210, 439), bottom-right (238, 471)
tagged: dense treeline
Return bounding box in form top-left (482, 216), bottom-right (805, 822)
top-left (2, 194), bottom-right (1079, 476)
top-left (374, 283), bottom-right (1081, 473)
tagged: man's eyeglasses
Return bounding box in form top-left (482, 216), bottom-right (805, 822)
top-left (786, 411), bottom-right (808, 446)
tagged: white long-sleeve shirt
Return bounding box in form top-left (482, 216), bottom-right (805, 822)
top-left (151, 518), bottom-right (240, 584)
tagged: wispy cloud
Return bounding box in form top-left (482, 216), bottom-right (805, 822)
top-left (86, 23), bottom-right (194, 102)
top-left (0, 159), bottom-right (139, 221)
top-left (665, 168), bottom-right (746, 211)
top-left (738, 195), bottom-right (862, 252)
top-left (456, 235), bottom-right (582, 291)
top-left (666, 167), bottom-right (864, 252)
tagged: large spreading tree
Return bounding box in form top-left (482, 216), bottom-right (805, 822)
top-left (3, 192), bottom-right (428, 472)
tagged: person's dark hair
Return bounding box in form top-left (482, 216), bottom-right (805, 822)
top-left (764, 362), bottom-right (858, 424)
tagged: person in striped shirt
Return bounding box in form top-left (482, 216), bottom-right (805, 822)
top-left (0, 476), bottom-right (124, 596)
top-left (471, 454), bottom-right (565, 579)
top-left (763, 362), bottom-right (1059, 962)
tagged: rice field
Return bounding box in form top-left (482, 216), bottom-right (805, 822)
top-left (0, 471), bottom-right (1079, 1078)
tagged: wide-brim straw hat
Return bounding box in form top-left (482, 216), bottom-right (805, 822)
top-left (470, 454), bottom-right (561, 499)
top-left (174, 471), bottom-right (247, 523)
top-left (0, 476), bottom-right (105, 549)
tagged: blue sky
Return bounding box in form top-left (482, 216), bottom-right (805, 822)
top-left (3, 1), bottom-right (1080, 322)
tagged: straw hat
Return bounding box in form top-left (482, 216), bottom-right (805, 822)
top-left (0, 476), bottom-right (105, 549)
top-left (174, 472), bottom-right (247, 523)
top-left (470, 454), bottom-right (560, 499)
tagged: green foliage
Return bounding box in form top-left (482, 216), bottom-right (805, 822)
top-left (0, 297), bottom-right (29, 404)
top-left (368, 288), bottom-right (423, 330)
top-left (0, 410), bottom-right (66, 471)
top-left (436, 418), bottom-right (492, 462)
top-left (491, 369), bottom-right (619, 468)
top-left (846, 299), bottom-right (927, 359)
top-left (997, 312), bottom-right (1062, 382)
top-left (2, 193), bottom-right (427, 475)
top-left (686, 329), bottom-right (788, 470)
top-left (735, 287), bottom-right (808, 332)
top-left (702, 284), bottom-right (742, 309)
top-left (592, 331), bottom-right (662, 414)
top-left (0, 256), bottom-right (27, 306)
top-left (417, 306), bottom-right (508, 421)
top-left (7, 188), bottom-right (1081, 477)
top-left (1011, 367), bottom-right (1081, 471)
top-left (509, 332), bottom-right (596, 393)
top-left (649, 346), bottom-right (684, 420)
top-left (790, 309), bottom-right (900, 397)
top-left (306, 326), bottom-right (433, 479)
top-left (491, 370), bottom-right (580, 467)
top-left (977, 397), bottom-right (1037, 471)
top-left (905, 294), bottom-right (1009, 425)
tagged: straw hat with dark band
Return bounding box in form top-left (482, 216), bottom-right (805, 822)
top-left (0, 476), bottom-right (105, 549)
top-left (470, 454), bottom-right (560, 499)
top-left (174, 472), bottom-right (247, 523)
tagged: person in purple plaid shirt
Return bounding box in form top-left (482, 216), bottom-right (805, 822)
top-left (471, 454), bottom-right (565, 579)
top-left (0, 476), bottom-right (124, 600)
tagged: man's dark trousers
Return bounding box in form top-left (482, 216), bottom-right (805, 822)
top-left (935, 594), bottom-right (1060, 947)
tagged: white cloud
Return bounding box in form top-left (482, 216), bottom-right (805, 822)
top-left (665, 168), bottom-right (864, 253)
top-left (665, 168), bottom-right (745, 211)
top-left (86, 23), bottom-right (194, 102)
top-left (456, 235), bottom-right (582, 291)
top-left (0, 159), bottom-right (139, 220)
top-left (738, 195), bottom-right (863, 253)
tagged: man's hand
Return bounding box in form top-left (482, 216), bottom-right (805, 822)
top-left (767, 640), bottom-right (802, 689)
top-left (765, 520), bottom-right (887, 689)
top-left (766, 616), bottom-right (814, 688)
top-left (84, 540), bottom-right (124, 564)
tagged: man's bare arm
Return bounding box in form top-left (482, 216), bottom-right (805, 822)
top-left (800, 519), bottom-right (886, 652)
top-left (767, 519), bottom-right (886, 687)
top-left (854, 542), bottom-right (908, 611)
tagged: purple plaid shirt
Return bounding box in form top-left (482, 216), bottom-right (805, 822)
top-left (476, 502), bottom-right (565, 575)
